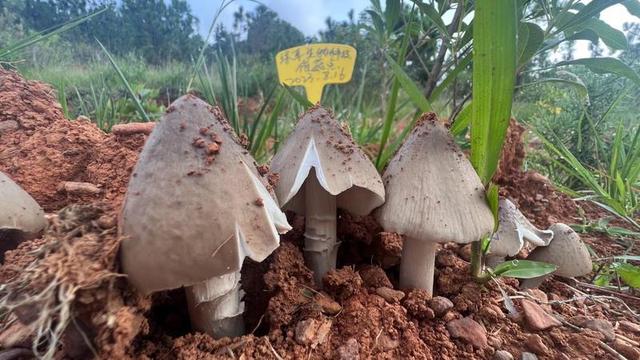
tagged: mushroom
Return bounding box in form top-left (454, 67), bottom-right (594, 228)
top-left (270, 106), bottom-right (384, 283)
top-left (485, 198), bottom-right (553, 268)
top-left (375, 113), bottom-right (494, 294)
top-left (0, 171), bottom-right (46, 263)
top-left (520, 223), bottom-right (592, 289)
top-left (119, 95), bottom-right (291, 338)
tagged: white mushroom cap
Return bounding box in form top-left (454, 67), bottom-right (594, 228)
top-left (0, 171), bottom-right (46, 236)
top-left (376, 114), bottom-right (494, 243)
top-left (270, 106), bottom-right (384, 216)
top-left (527, 223), bottom-right (592, 277)
top-left (120, 95), bottom-right (291, 294)
top-left (488, 198), bottom-right (554, 257)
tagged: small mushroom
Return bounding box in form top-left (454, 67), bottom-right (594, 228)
top-left (375, 114), bottom-right (494, 294)
top-left (521, 223), bottom-right (592, 289)
top-left (270, 106), bottom-right (384, 284)
top-left (486, 198), bottom-right (553, 267)
top-left (120, 95), bottom-right (290, 338)
top-left (0, 171), bottom-right (46, 263)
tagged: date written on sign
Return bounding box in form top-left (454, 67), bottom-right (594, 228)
top-left (275, 43), bottom-right (357, 104)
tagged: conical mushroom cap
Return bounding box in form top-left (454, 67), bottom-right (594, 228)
top-left (488, 198), bottom-right (554, 257)
top-left (527, 223), bottom-right (592, 277)
top-left (375, 114), bottom-right (494, 243)
top-left (270, 106), bottom-right (384, 216)
top-left (0, 171), bottom-right (46, 235)
top-left (120, 95), bottom-right (291, 294)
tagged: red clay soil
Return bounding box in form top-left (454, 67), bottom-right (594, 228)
top-left (1, 70), bottom-right (640, 360)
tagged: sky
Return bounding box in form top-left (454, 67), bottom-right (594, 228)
top-left (186, 0), bottom-right (638, 58)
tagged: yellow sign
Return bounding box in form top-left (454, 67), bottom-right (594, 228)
top-left (275, 43), bottom-right (357, 104)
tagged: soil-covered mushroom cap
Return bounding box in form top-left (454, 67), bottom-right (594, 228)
top-left (0, 171), bottom-right (46, 236)
top-left (527, 223), bottom-right (592, 277)
top-left (120, 95), bottom-right (290, 294)
top-left (488, 198), bottom-right (553, 257)
top-left (376, 113), bottom-right (494, 243)
top-left (270, 105), bottom-right (384, 216)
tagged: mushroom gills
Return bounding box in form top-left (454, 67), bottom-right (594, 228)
top-left (304, 170), bottom-right (338, 285)
top-left (186, 272), bottom-right (245, 337)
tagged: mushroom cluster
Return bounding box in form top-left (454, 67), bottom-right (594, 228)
top-left (1, 171), bottom-right (46, 263)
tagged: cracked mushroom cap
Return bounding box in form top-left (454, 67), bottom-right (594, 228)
top-left (270, 105), bottom-right (384, 216)
top-left (527, 223), bottom-right (592, 278)
top-left (488, 199), bottom-right (553, 257)
top-left (120, 95), bottom-right (291, 294)
top-left (375, 113), bottom-right (494, 243)
top-left (0, 171), bottom-right (46, 238)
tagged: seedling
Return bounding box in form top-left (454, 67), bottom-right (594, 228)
top-left (270, 106), bottom-right (384, 284)
top-left (375, 114), bottom-right (494, 294)
top-left (119, 95), bottom-right (290, 338)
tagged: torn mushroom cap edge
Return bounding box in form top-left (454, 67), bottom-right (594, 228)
top-left (375, 113), bottom-right (494, 244)
top-left (270, 105), bottom-right (385, 216)
top-left (0, 171), bottom-right (46, 236)
top-left (488, 198), bottom-right (554, 257)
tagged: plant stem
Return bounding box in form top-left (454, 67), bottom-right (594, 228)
top-left (304, 173), bottom-right (338, 286)
top-left (185, 272), bottom-right (245, 338)
top-left (470, 241), bottom-right (486, 280)
top-left (399, 237), bottom-right (437, 295)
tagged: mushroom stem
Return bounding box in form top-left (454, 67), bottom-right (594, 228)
top-left (304, 173), bottom-right (338, 285)
top-left (519, 275), bottom-right (548, 289)
top-left (399, 237), bottom-right (437, 294)
top-left (470, 241), bottom-right (487, 280)
top-left (185, 272), bottom-right (245, 338)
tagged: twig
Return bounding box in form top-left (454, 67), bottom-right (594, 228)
top-left (617, 334), bottom-right (640, 347)
top-left (599, 341), bottom-right (629, 360)
top-left (251, 314), bottom-right (265, 334)
top-left (266, 338), bottom-right (284, 360)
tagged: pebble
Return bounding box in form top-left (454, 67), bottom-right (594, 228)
top-left (376, 287), bottom-right (405, 303)
top-left (524, 334), bottom-right (549, 355)
top-left (446, 317), bottom-right (488, 349)
top-left (521, 299), bottom-right (561, 330)
top-left (338, 338), bottom-right (360, 360)
top-left (493, 350), bottom-right (514, 360)
top-left (521, 352), bottom-right (538, 360)
top-left (570, 316), bottom-right (615, 342)
top-left (314, 294), bottom-right (342, 315)
top-left (430, 296), bottom-right (454, 317)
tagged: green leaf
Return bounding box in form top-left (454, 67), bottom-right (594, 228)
top-left (493, 260), bottom-right (557, 279)
top-left (518, 22), bottom-right (544, 66)
top-left (283, 85), bottom-right (313, 109)
top-left (517, 75), bottom-right (589, 100)
top-left (567, 18), bottom-right (628, 50)
top-left (411, 0), bottom-right (450, 41)
top-left (556, 58), bottom-right (640, 86)
top-left (450, 102), bottom-right (471, 136)
top-left (556, 0), bottom-right (624, 33)
top-left (622, 0), bottom-right (640, 17)
top-left (385, 54), bottom-right (432, 113)
top-left (616, 263), bottom-right (640, 288)
top-left (612, 255), bottom-right (640, 261)
top-left (385, 0), bottom-right (402, 35)
top-left (486, 182), bottom-right (500, 231)
top-left (470, 0), bottom-right (518, 185)
top-left (430, 52), bottom-right (472, 101)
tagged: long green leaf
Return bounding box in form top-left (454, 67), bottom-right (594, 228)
top-left (616, 263), bottom-right (640, 288)
top-left (556, 58), bottom-right (640, 85)
top-left (493, 260), bottom-right (557, 279)
top-left (385, 54), bottom-right (432, 113)
top-left (470, 0), bottom-right (518, 184)
top-left (518, 22), bottom-right (544, 67)
top-left (623, 0), bottom-right (640, 17)
top-left (556, 0), bottom-right (623, 33)
top-left (411, 0), bottom-right (450, 41)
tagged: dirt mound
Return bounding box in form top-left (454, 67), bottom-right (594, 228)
top-left (0, 69), bottom-right (142, 211)
top-left (494, 120), bottom-right (577, 228)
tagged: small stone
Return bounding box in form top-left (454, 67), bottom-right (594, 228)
top-left (570, 316), bottom-right (615, 342)
top-left (525, 334), bottom-right (549, 355)
top-left (493, 350), bottom-right (514, 360)
top-left (0, 120), bottom-right (19, 133)
top-left (521, 299), bottom-right (561, 331)
top-left (314, 293), bottom-right (342, 315)
top-left (524, 289), bottom-right (548, 303)
top-left (521, 352), bottom-right (538, 360)
top-left (376, 287), bottom-right (405, 303)
top-left (458, 244), bottom-right (472, 261)
top-left (430, 296), bottom-right (454, 317)
top-left (619, 320), bottom-right (640, 334)
top-left (338, 338), bottom-right (360, 360)
top-left (358, 266), bottom-right (392, 288)
top-left (446, 317), bottom-right (488, 349)
top-left (294, 318), bottom-right (332, 348)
